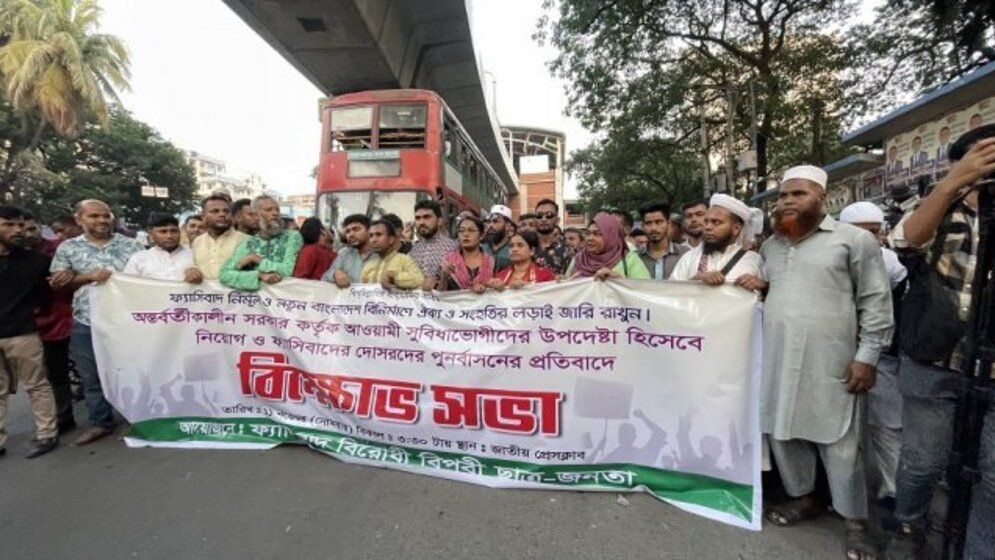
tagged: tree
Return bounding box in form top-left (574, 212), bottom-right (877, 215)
top-left (852, 1), bottom-right (995, 117)
top-left (568, 124), bottom-right (703, 213)
top-left (0, 0), bottom-right (130, 193)
top-left (21, 108), bottom-right (198, 225)
top-left (538, 0), bottom-right (857, 206)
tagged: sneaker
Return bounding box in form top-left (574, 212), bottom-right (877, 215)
top-left (885, 523), bottom-right (926, 560)
top-left (25, 437), bottom-right (58, 459)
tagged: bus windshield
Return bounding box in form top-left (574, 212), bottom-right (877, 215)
top-left (317, 190), bottom-right (425, 228)
top-left (330, 106), bottom-right (373, 150)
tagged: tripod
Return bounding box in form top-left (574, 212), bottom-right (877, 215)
top-left (944, 184), bottom-right (995, 559)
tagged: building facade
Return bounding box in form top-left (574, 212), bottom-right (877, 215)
top-left (187, 150), bottom-right (273, 201)
top-left (500, 126), bottom-right (566, 220)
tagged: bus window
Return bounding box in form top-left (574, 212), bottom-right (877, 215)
top-left (379, 104), bottom-right (427, 149)
top-left (331, 106), bottom-right (373, 151)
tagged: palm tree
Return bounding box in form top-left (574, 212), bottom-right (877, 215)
top-left (0, 0), bottom-right (130, 191)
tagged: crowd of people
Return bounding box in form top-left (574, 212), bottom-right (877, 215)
top-left (2, 125), bottom-right (995, 559)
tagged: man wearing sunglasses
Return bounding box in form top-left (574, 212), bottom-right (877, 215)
top-left (533, 199), bottom-right (574, 276)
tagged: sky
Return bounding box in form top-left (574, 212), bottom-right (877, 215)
top-left (97, 0), bottom-right (588, 197)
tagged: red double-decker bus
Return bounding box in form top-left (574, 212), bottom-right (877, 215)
top-left (315, 89), bottom-right (510, 229)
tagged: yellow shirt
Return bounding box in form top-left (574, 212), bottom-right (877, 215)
top-left (192, 227), bottom-right (249, 279)
top-left (360, 251), bottom-right (425, 289)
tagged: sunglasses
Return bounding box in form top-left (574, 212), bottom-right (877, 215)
top-left (535, 211), bottom-right (556, 219)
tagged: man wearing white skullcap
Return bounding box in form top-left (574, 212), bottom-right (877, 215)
top-left (669, 193), bottom-right (762, 285)
top-left (840, 201), bottom-right (908, 508)
top-left (737, 165), bottom-right (893, 559)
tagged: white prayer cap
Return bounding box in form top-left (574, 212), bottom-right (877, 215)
top-left (709, 193), bottom-right (752, 224)
top-left (840, 201), bottom-right (885, 225)
top-left (780, 164), bottom-right (828, 190)
top-left (710, 193), bottom-right (759, 247)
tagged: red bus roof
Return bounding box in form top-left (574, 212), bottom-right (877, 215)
top-left (324, 89), bottom-right (443, 107)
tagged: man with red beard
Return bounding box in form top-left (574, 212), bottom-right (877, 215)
top-left (738, 165), bottom-right (893, 560)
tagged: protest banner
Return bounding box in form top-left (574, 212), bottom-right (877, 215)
top-left (91, 275), bottom-right (762, 529)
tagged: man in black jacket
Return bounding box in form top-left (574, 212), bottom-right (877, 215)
top-left (0, 205), bottom-right (59, 459)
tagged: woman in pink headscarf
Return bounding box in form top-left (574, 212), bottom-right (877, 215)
top-left (567, 212), bottom-right (650, 280)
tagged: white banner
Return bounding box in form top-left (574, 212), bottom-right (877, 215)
top-left (91, 276), bottom-right (762, 529)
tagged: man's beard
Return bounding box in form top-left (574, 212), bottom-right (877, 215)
top-left (486, 229), bottom-right (506, 244)
top-left (703, 236), bottom-right (732, 254)
top-left (537, 223), bottom-right (554, 235)
top-left (417, 225), bottom-right (437, 239)
top-left (774, 209), bottom-right (820, 238)
top-left (259, 217), bottom-right (284, 238)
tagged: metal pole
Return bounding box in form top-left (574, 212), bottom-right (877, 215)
top-left (726, 86), bottom-right (736, 195)
top-left (699, 99), bottom-right (710, 197)
top-left (749, 81), bottom-right (758, 195)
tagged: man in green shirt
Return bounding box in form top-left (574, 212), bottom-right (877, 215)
top-left (220, 195), bottom-right (303, 291)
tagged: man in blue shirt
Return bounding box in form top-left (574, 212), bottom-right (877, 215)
top-left (322, 214), bottom-right (378, 287)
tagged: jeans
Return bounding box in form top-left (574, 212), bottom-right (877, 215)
top-left (69, 321), bottom-right (115, 429)
top-left (894, 355), bottom-right (995, 559)
top-left (42, 338), bottom-right (74, 427)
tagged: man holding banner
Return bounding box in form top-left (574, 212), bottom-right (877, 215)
top-left (740, 165), bottom-right (893, 560)
top-left (220, 195), bottom-right (302, 291)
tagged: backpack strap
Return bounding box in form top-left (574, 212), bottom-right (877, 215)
top-left (720, 249), bottom-right (747, 276)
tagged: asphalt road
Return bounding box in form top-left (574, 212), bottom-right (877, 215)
top-left (1, 397), bottom-right (844, 560)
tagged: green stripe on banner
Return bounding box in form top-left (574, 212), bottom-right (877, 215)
top-left (130, 416), bottom-right (754, 521)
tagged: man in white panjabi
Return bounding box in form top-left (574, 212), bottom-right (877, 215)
top-left (669, 193), bottom-right (762, 285)
top-left (839, 201), bottom-right (907, 505)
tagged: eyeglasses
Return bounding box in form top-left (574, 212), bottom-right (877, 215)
top-left (535, 211), bottom-right (556, 220)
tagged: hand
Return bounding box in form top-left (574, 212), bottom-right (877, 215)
top-left (471, 283), bottom-right (486, 294)
top-left (735, 273), bottom-right (768, 292)
top-left (49, 270), bottom-right (74, 290)
top-left (333, 269), bottom-right (351, 288)
top-left (422, 277), bottom-right (438, 291)
top-left (184, 267), bottom-right (204, 284)
top-left (940, 137), bottom-right (995, 193)
top-left (441, 261), bottom-right (456, 276)
top-left (509, 279), bottom-right (526, 290)
top-left (693, 271), bottom-right (726, 286)
top-left (237, 253), bottom-right (263, 270)
top-left (381, 270), bottom-right (396, 288)
top-left (484, 278), bottom-right (505, 291)
top-left (594, 267), bottom-right (620, 281)
top-left (91, 268), bottom-right (112, 284)
top-left (259, 272), bottom-right (282, 285)
top-left (843, 361), bottom-right (876, 393)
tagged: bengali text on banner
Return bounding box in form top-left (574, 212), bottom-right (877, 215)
top-left (91, 275), bottom-right (762, 529)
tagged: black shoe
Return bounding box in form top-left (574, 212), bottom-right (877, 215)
top-left (25, 437), bottom-right (58, 459)
top-left (57, 420), bottom-right (77, 434)
top-left (0, 447), bottom-right (6, 457)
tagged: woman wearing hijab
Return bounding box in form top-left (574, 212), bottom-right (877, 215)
top-left (486, 230), bottom-right (555, 290)
top-left (567, 212), bottom-right (650, 280)
top-left (440, 215), bottom-right (494, 293)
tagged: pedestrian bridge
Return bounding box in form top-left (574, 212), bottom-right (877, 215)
top-left (222, 0), bottom-right (518, 193)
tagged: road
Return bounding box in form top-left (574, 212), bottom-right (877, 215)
top-left (1, 398), bottom-right (844, 560)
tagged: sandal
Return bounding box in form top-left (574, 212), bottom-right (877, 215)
top-left (846, 520), bottom-right (879, 560)
top-left (765, 497), bottom-right (825, 527)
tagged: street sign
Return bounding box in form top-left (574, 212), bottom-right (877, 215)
top-left (155, 187), bottom-right (169, 198)
top-left (140, 186), bottom-right (155, 197)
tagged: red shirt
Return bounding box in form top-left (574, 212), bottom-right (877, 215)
top-left (494, 263), bottom-right (556, 285)
top-left (35, 238), bottom-right (73, 341)
top-left (293, 244), bottom-right (337, 280)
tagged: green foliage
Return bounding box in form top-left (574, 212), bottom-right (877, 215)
top-left (538, 0), bottom-right (857, 209)
top-left (851, 0), bottom-right (994, 117)
top-left (10, 107), bottom-right (197, 224)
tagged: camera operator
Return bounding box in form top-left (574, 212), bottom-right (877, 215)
top-left (886, 125), bottom-right (995, 559)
